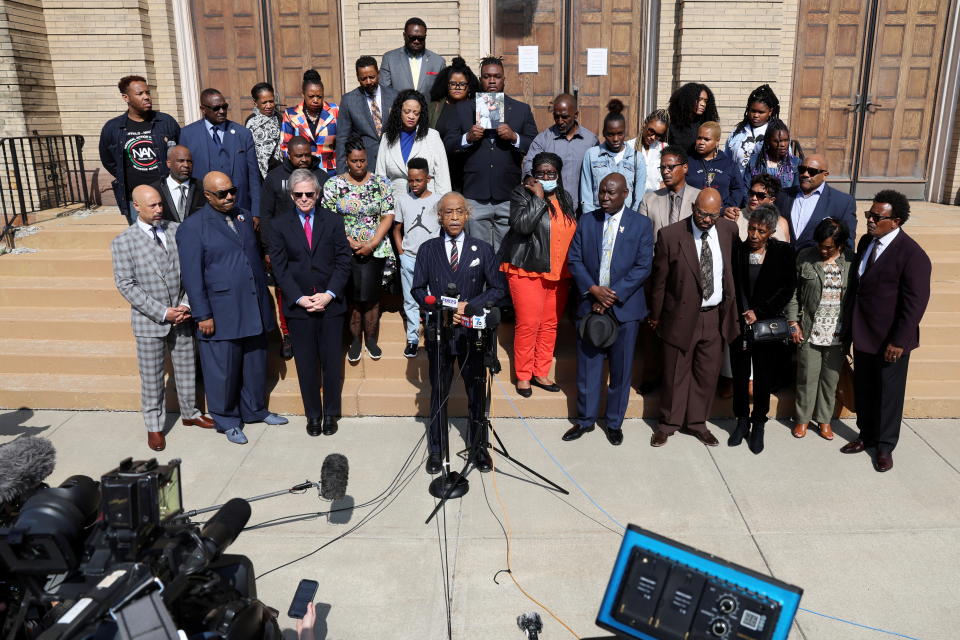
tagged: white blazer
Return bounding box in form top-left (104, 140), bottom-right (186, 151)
top-left (375, 128), bottom-right (451, 199)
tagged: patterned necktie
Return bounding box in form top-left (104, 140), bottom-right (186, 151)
top-left (599, 214), bottom-right (617, 287)
top-left (670, 192), bottom-right (681, 223)
top-left (177, 185), bottom-right (187, 221)
top-left (152, 226), bottom-right (165, 251)
top-left (303, 212), bottom-right (313, 249)
top-left (449, 237), bottom-right (459, 271)
top-left (369, 97), bottom-right (382, 136)
top-left (212, 127), bottom-right (221, 147)
top-left (699, 230), bottom-right (714, 300)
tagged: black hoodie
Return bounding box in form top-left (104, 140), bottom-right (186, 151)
top-left (260, 156), bottom-right (330, 220)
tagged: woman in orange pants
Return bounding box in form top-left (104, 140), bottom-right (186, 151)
top-left (500, 152), bottom-right (577, 397)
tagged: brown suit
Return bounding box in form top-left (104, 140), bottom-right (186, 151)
top-left (649, 216), bottom-right (740, 433)
top-left (639, 184), bottom-right (702, 239)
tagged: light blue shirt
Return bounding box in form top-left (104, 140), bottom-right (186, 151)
top-left (790, 183), bottom-right (824, 238)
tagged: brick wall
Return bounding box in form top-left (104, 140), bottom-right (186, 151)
top-left (340, 0), bottom-right (483, 95)
top-left (0, 0), bottom-right (61, 137)
top-left (656, 0), bottom-right (800, 146)
top-left (946, 107), bottom-right (960, 205)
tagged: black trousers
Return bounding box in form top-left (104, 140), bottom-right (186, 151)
top-left (731, 338), bottom-right (783, 421)
top-left (426, 335), bottom-right (485, 454)
top-left (286, 313), bottom-right (344, 419)
top-left (854, 349), bottom-right (910, 454)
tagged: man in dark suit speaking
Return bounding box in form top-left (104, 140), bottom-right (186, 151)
top-left (564, 173), bottom-right (654, 446)
top-left (842, 190), bottom-right (931, 472)
top-left (411, 192), bottom-right (505, 475)
top-left (177, 172), bottom-right (288, 444)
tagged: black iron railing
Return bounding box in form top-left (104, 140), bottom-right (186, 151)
top-left (0, 134), bottom-right (91, 249)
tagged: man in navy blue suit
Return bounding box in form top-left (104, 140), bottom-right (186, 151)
top-left (177, 172), bottom-right (288, 444)
top-left (180, 89), bottom-right (261, 226)
top-left (565, 173), bottom-right (654, 445)
top-left (411, 192), bottom-right (505, 474)
top-left (775, 153), bottom-right (856, 250)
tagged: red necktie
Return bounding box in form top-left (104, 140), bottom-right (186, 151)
top-left (303, 213), bottom-right (312, 249)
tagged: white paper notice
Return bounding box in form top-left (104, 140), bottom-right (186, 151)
top-left (587, 48), bottom-right (608, 76)
top-left (518, 46), bottom-right (539, 73)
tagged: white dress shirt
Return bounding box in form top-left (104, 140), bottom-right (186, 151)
top-left (690, 217), bottom-right (723, 307)
top-left (638, 140), bottom-right (665, 192)
top-left (790, 183), bottom-right (824, 238)
top-left (165, 175), bottom-right (190, 220)
top-left (136, 218), bottom-right (167, 250)
top-left (444, 231), bottom-right (466, 263)
top-left (858, 227), bottom-right (900, 277)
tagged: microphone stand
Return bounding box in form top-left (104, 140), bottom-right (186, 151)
top-left (178, 480), bottom-right (320, 519)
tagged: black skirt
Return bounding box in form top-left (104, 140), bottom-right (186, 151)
top-left (349, 255), bottom-right (385, 302)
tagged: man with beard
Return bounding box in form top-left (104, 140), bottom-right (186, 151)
top-left (335, 56), bottom-right (398, 171)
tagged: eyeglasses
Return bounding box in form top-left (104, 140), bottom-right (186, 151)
top-left (202, 103), bottom-right (229, 112)
top-left (293, 191), bottom-right (316, 199)
top-left (864, 211), bottom-right (896, 222)
top-left (448, 81), bottom-right (469, 89)
top-left (798, 165), bottom-right (826, 176)
top-left (659, 163), bottom-right (685, 172)
top-left (692, 206), bottom-right (721, 219)
top-left (645, 127), bottom-right (666, 140)
top-left (533, 171), bottom-right (558, 179)
top-left (205, 187), bottom-right (238, 199)
top-left (748, 189), bottom-right (771, 199)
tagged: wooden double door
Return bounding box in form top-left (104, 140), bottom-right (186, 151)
top-left (790, 0), bottom-right (951, 197)
top-left (191, 0), bottom-right (343, 118)
top-left (492, 0), bottom-right (648, 135)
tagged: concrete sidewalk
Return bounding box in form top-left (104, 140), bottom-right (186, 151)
top-left (1, 407), bottom-right (957, 640)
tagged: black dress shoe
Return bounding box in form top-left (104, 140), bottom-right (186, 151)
top-left (728, 417), bottom-right (749, 447)
top-left (425, 452), bottom-right (442, 475)
top-left (306, 417), bottom-right (323, 437)
top-left (562, 423), bottom-right (594, 441)
top-left (875, 452), bottom-right (893, 472)
top-left (530, 378), bottom-right (561, 392)
top-left (840, 439), bottom-right (866, 454)
top-left (281, 336), bottom-right (294, 360)
top-left (516, 383), bottom-right (532, 398)
top-left (747, 420), bottom-right (765, 455)
top-left (637, 378), bottom-right (661, 395)
top-left (473, 447), bottom-right (493, 472)
top-left (322, 416), bottom-right (338, 436)
top-left (604, 427), bottom-right (623, 446)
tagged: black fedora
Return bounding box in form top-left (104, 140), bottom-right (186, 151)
top-left (577, 311), bottom-right (619, 349)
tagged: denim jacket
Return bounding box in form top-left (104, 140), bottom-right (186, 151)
top-left (579, 143), bottom-right (647, 213)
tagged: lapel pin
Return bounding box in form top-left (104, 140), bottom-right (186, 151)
top-left (230, 129), bottom-right (236, 135)
top-left (619, 225), bottom-right (625, 233)
top-left (471, 245), bottom-right (477, 252)
top-left (237, 214), bottom-right (245, 222)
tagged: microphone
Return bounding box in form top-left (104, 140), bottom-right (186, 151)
top-left (181, 498), bottom-right (251, 573)
top-left (0, 437), bottom-right (56, 505)
top-left (320, 453), bottom-right (349, 500)
top-left (441, 283), bottom-right (459, 326)
top-left (459, 303), bottom-right (488, 329)
top-left (424, 294), bottom-right (437, 307)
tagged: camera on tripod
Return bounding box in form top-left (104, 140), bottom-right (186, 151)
top-left (0, 457), bottom-right (278, 640)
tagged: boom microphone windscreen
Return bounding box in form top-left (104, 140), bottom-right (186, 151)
top-left (320, 454), bottom-right (349, 500)
top-left (0, 437), bottom-right (56, 504)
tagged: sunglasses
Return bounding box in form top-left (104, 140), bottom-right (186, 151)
top-left (645, 127), bottom-right (666, 140)
top-left (748, 189), bottom-right (771, 199)
top-left (206, 187), bottom-right (238, 199)
top-left (293, 191), bottom-right (316, 199)
top-left (406, 35), bottom-right (426, 41)
top-left (798, 165), bottom-right (826, 176)
top-left (203, 103), bottom-right (229, 112)
top-left (864, 212), bottom-right (895, 222)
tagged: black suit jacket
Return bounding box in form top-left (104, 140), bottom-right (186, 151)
top-left (263, 206), bottom-right (353, 318)
top-left (152, 177), bottom-right (205, 222)
top-left (442, 95), bottom-right (538, 202)
top-left (849, 230), bottom-right (931, 355)
top-left (733, 238), bottom-right (796, 320)
top-left (775, 183), bottom-right (857, 250)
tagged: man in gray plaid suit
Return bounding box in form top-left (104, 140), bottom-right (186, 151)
top-left (111, 184), bottom-right (215, 451)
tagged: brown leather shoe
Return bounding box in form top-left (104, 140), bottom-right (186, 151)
top-left (183, 415), bottom-right (215, 429)
top-left (147, 431), bottom-right (166, 451)
top-left (840, 439), bottom-right (866, 454)
top-left (875, 452), bottom-right (893, 472)
top-left (717, 376), bottom-right (733, 399)
top-left (818, 422), bottom-right (834, 440)
top-left (695, 429), bottom-right (720, 447)
top-left (792, 422), bottom-right (808, 438)
top-left (650, 430), bottom-right (669, 447)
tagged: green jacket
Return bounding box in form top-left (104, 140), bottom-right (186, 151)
top-left (784, 246), bottom-right (856, 343)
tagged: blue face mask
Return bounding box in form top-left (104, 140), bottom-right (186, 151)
top-left (538, 179), bottom-right (558, 192)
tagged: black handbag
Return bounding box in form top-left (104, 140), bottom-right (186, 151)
top-left (747, 317), bottom-right (791, 343)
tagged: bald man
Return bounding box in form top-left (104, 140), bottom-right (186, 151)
top-left (111, 184), bottom-right (213, 452)
top-left (774, 153), bottom-right (856, 250)
top-left (648, 188), bottom-right (741, 448)
top-left (151, 145), bottom-right (205, 222)
top-left (177, 172), bottom-right (288, 445)
top-left (523, 93), bottom-right (598, 208)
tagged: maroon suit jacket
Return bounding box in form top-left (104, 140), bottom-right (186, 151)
top-left (649, 216), bottom-right (741, 350)
top-left (850, 229), bottom-right (931, 355)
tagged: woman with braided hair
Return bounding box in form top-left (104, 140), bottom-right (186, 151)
top-left (725, 84), bottom-right (780, 179)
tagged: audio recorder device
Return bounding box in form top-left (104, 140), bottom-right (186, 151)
top-left (594, 525), bottom-right (802, 640)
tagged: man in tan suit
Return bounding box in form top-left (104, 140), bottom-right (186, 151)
top-left (647, 188), bottom-right (740, 447)
top-left (639, 145), bottom-right (701, 238)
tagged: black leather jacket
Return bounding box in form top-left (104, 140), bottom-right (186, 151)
top-left (500, 184), bottom-right (564, 273)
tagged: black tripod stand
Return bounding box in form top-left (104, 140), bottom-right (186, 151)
top-left (425, 322), bottom-right (568, 525)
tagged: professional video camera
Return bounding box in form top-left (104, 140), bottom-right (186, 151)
top-left (0, 454), bottom-right (278, 640)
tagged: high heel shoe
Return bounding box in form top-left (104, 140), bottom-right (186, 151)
top-left (748, 419), bottom-right (765, 455)
top-left (728, 417), bottom-right (750, 446)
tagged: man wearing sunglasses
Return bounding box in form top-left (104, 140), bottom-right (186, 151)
top-left (180, 88), bottom-right (261, 224)
top-left (774, 153), bottom-right (855, 250)
top-left (177, 171), bottom-right (289, 445)
top-left (843, 190), bottom-right (931, 472)
top-left (380, 17), bottom-right (445, 98)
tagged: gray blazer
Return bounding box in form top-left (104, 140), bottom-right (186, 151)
top-left (111, 222), bottom-right (188, 337)
top-left (639, 184), bottom-right (702, 239)
top-left (335, 84), bottom-right (399, 173)
top-left (380, 47), bottom-right (445, 97)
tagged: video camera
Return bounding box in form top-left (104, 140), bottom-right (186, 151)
top-left (0, 456), bottom-right (278, 640)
